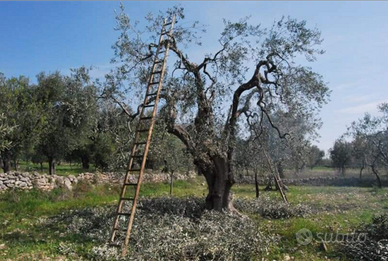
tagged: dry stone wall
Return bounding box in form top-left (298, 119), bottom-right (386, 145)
top-left (0, 171), bottom-right (197, 192)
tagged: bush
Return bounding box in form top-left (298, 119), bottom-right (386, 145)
top-left (46, 197), bottom-right (279, 260)
top-left (341, 214), bottom-right (388, 261)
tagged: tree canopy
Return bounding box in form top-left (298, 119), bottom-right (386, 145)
top-left (102, 5), bottom-right (330, 210)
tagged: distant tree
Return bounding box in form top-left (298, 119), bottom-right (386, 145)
top-left (307, 145), bottom-right (325, 169)
top-left (0, 73), bottom-right (43, 173)
top-left (150, 123), bottom-right (190, 195)
top-left (0, 113), bottom-right (15, 152)
top-left (235, 138), bottom-right (267, 198)
top-left (251, 109), bottom-right (321, 179)
top-left (105, 6), bottom-right (330, 210)
top-left (92, 99), bottom-right (136, 171)
top-left (35, 69), bottom-right (98, 175)
top-left (347, 105), bottom-right (388, 187)
top-left (330, 139), bottom-right (352, 175)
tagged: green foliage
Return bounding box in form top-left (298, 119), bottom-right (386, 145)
top-left (33, 69), bottom-right (99, 174)
top-left (330, 139), bottom-right (353, 174)
top-left (0, 72), bottom-right (44, 171)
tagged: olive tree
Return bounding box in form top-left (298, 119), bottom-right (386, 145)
top-left (330, 139), bottom-right (352, 176)
top-left (307, 145), bottom-right (325, 169)
top-left (35, 69), bottom-right (98, 175)
top-left (346, 104), bottom-right (388, 187)
top-left (0, 73), bottom-right (43, 172)
top-left (0, 113), bottom-right (15, 152)
top-left (104, 6), bottom-right (330, 210)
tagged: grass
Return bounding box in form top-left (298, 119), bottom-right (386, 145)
top-left (0, 177), bottom-right (387, 260)
top-left (0, 161), bottom-right (97, 176)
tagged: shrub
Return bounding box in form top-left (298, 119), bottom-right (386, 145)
top-left (72, 180), bottom-right (93, 198)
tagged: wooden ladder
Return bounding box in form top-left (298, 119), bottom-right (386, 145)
top-left (109, 16), bottom-right (176, 257)
top-left (263, 149), bottom-right (288, 203)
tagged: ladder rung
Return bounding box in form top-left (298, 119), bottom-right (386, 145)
top-left (135, 141), bottom-right (147, 145)
top-left (124, 182), bottom-right (138, 186)
top-left (146, 92), bottom-right (157, 97)
top-left (154, 60), bottom-right (163, 64)
top-left (113, 227), bottom-right (128, 232)
top-left (152, 70), bottom-right (162, 74)
top-left (117, 212), bottom-right (131, 216)
top-left (143, 104), bottom-right (154, 108)
top-left (161, 31), bottom-right (169, 36)
top-left (140, 116), bottom-right (152, 120)
top-left (157, 50), bottom-right (165, 55)
top-left (149, 81), bottom-right (159, 85)
top-left (120, 197), bottom-right (134, 201)
top-left (164, 22), bottom-right (173, 26)
top-left (132, 154), bottom-right (145, 158)
top-left (137, 129), bottom-right (150, 133)
top-left (109, 243), bottom-right (121, 248)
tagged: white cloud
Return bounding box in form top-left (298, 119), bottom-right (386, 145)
top-left (332, 82), bottom-right (358, 91)
top-left (343, 93), bottom-right (375, 103)
top-left (338, 100), bottom-right (387, 115)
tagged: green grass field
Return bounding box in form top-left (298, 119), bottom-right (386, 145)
top-left (0, 161), bottom-right (97, 176)
top-left (0, 177), bottom-right (387, 260)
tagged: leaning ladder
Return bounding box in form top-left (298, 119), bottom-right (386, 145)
top-left (263, 149), bottom-right (288, 203)
top-left (109, 16), bottom-right (176, 257)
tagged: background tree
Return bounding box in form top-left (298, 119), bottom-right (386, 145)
top-left (0, 113), bottom-right (15, 153)
top-left (149, 122), bottom-right (192, 194)
top-left (330, 139), bottom-right (352, 175)
top-left (35, 69), bottom-right (98, 175)
top-left (103, 6), bottom-right (330, 210)
top-left (306, 145), bottom-right (325, 169)
top-left (346, 105), bottom-right (388, 187)
top-left (0, 73), bottom-right (43, 173)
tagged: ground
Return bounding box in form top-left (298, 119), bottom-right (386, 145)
top-left (0, 176), bottom-right (387, 260)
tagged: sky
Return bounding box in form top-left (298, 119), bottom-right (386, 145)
top-left (1, 1), bottom-right (388, 154)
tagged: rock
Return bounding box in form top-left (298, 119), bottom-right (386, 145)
top-left (5, 183), bottom-right (15, 188)
top-left (20, 177), bottom-right (30, 182)
top-left (64, 178), bottom-right (72, 190)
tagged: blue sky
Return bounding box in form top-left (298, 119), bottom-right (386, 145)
top-left (1, 1), bottom-right (388, 153)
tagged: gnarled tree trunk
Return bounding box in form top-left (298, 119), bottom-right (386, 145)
top-left (1, 150), bottom-right (11, 173)
top-left (254, 170), bottom-right (260, 198)
top-left (197, 155), bottom-right (234, 211)
top-left (371, 164), bottom-right (382, 188)
top-left (48, 157), bottom-right (56, 175)
top-left (81, 155), bottom-right (90, 170)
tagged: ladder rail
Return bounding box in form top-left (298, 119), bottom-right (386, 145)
top-left (262, 149), bottom-right (288, 203)
top-left (109, 16), bottom-right (176, 257)
top-left (122, 15), bottom-right (175, 253)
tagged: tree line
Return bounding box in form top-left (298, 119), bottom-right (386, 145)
top-left (0, 69), bottom-right (194, 175)
top-left (329, 103), bottom-right (388, 187)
